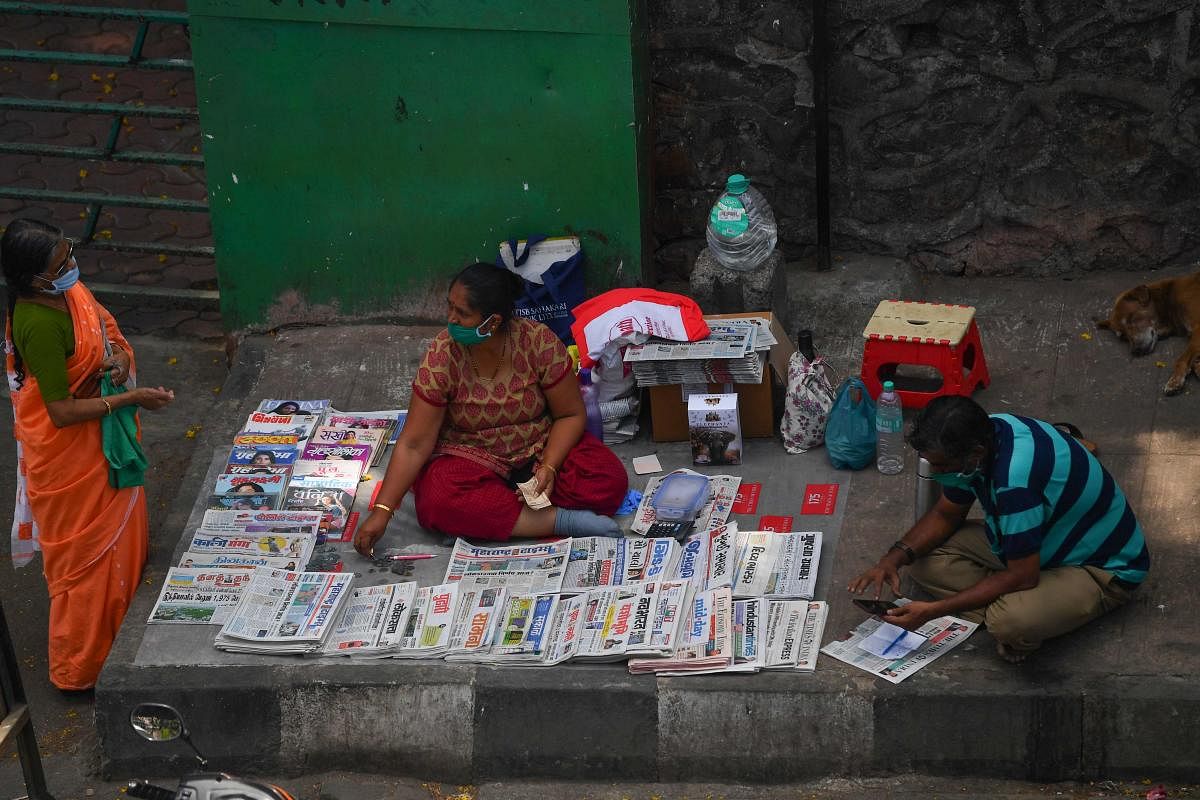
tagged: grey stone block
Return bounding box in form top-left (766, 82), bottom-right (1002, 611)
top-left (473, 666), bottom-right (659, 779)
top-left (690, 247), bottom-right (787, 316)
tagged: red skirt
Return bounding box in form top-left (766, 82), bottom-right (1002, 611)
top-left (411, 432), bottom-right (628, 541)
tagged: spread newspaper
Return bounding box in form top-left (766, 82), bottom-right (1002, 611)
top-left (631, 470), bottom-right (741, 537)
top-left (442, 538), bottom-right (569, 596)
top-left (147, 568), bottom-right (254, 625)
top-left (820, 612), bottom-right (978, 683)
top-left (320, 581), bottom-right (417, 657)
top-left (214, 569), bottom-right (353, 654)
top-left (732, 530), bottom-right (822, 599)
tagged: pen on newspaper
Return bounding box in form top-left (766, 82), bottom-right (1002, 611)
top-left (386, 553), bottom-right (437, 562)
top-left (880, 626), bottom-right (910, 657)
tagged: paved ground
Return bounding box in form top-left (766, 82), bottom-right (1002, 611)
top-left (1, 256), bottom-right (1195, 797)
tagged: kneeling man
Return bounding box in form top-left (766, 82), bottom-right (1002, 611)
top-left (848, 396), bottom-right (1149, 662)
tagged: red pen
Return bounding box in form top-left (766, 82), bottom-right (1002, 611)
top-left (386, 553), bottom-right (437, 561)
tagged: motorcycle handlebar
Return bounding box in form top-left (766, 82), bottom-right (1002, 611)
top-left (125, 780), bottom-right (178, 800)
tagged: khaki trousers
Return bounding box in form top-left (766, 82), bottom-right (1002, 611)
top-left (908, 522), bottom-right (1132, 653)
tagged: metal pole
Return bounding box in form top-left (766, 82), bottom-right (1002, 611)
top-left (812, 0), bottom-right (832, 271)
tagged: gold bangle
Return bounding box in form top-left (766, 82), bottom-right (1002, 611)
top-left (371, 503), bottom-right (395, 516)
top-left (541, 462), bottom-right (557, 475)
top-left (101, 398), bottom-right (113, 416)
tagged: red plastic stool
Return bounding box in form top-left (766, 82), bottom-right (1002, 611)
top-left (860, 300), bottom-right (990, 408)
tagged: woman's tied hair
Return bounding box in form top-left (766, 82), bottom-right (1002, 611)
top-left (905, 395), bottom-right (992, 459)
top-left (450, 262), bottom-right (524, 327)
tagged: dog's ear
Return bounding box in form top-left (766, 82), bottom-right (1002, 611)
top-left (1129, 285), bottom-right (1151, 305)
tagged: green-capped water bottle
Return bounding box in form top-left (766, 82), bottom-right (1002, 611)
top-left (705, 174), bottom-right (778, 271)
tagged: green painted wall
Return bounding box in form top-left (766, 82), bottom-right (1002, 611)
top-left (188, 0), bottom-right (649, 329)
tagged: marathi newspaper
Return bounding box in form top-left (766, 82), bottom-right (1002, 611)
top-left (561, 536), bottom-right (681, 593)
top-left (442, 538), bottom-right (569, 596)
top-left (627, 586), bottom-right (734, 675)
top-left (393, 582), bottom-right (461, 659)
top-left (820, 613), bottom-right (978, 683)
top-left (444, 584), bottom-right (509, 661)
top-left (199, 510), bottom-right (323, 536)
top-left (674, 523), bottom-right (738, 590)
top-left (732, 530), bottom-right (823, 599)
top-left (320, 581), bottom-right (417, 657)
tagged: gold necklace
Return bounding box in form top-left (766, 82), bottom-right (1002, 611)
top-left (468, 334), bottom-right (507, 382)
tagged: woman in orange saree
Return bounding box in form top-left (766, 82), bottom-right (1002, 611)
top-left (2, 219), bottom-right (174, 690)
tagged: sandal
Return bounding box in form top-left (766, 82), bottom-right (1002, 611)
top-left (1052, 421), bottom-right (1098, 455)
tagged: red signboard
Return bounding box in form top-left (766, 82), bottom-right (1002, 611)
top-left (800, 483), bottom-right (839, 515)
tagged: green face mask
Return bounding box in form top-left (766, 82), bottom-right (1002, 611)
top-left (448, 316), bottom-right (495, 345)
top-left (929, 467), bottom-right (981, 492)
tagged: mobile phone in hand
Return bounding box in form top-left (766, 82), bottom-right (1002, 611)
top-left (853, 598), bottom-right (899, 616)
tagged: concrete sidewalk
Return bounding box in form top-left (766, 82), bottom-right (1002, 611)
top-left (10, 257), bottom-right (1199, 790)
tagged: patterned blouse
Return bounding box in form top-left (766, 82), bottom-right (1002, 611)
top-left (412, 317), bottom-right (573, 475)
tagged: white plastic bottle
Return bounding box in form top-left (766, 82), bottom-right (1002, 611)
top-left (875, 380), bottom-right (905, 475)
top-left (705, 173), bottom-right (778, 271)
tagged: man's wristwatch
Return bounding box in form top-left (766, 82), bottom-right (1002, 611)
top-left (889, 540), bottom-right (917, 565)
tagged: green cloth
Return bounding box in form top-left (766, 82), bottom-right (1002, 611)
top-left (11, 302), bottom-right (74, 402)
top-left (101, 374), bottom-right (146, 488)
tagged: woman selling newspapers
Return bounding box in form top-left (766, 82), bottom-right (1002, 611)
top-left (354, 262), bottom-right (627, 556)
top-left (2, 219), bottom-right (174, 690)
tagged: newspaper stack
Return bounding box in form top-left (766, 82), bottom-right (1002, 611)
top-left (146, 567), bottom-right (255, 625)
top-left (627, 587), bottom-right (734, 674)
top-left (573, 582), bottom-right (660, 663)
top-left (442, 538), bottom-right (569, 596)
top-left (393, 583), bottom-right (461, 659)
top-left (624, 320), bottom-right (768, 386)
top-left (443, 584), bottom-right (509, 662)
top-left (673, 523), bottom-right (739, 590)
top-left (319, 581), bottom-right (417, 657)
top-left (732, 530), bottom-right (823, 600)
top-left (178, 530), bottom-right (317, 572)
top-left (561, 536), bottom-right (681, 594)
top-left (213, 568), bottom-right (354, 654)
top-left (624, 579), bottom-right (692, 658)
top-left (480, 593), bottom-right (588, 666)
top-left (324, 408), bottom-right (407, 467)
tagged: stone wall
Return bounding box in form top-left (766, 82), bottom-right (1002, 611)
top-left (650, 0), bottom-right (1200, 278)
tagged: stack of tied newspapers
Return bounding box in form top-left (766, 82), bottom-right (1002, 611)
top-left (319, 581), bottom-right (418, 657)
top-left (213, 568), bottom-right (354, 654)
top-left (624, 318), bottom-right (774, 386)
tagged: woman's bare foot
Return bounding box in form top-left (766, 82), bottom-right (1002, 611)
top-left (995, 641), bottom-right (1029, 663)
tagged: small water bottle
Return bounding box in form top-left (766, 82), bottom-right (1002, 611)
top-left (875, 380), bottom-right (905, 475)
top-left (796, 329), bottom-right (816, 363)
top-left (579, 368), bottom-right (604, 440)
top-left (705, 174), bottom-right (778, 271)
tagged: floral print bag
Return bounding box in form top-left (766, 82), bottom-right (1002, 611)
top-left (779, 351), bottom-right (838, 454)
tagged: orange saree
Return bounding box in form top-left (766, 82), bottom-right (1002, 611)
top-left (7, 283), bottom-right (147, 690)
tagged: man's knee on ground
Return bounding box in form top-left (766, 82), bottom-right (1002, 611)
top-left (983, 602), bottom-right (1042, 650)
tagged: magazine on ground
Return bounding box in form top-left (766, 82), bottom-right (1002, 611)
top-left (820, 610), bottom-right (978, 683)
top-left (225, 444), bottom-right (299, 469)
top-left (319, 581), bottom-right (417, 657)
top-left (205, 492), bottom-right (280, 512)
top-left (213, 472), bottom-right (288, 496)
top-left (240, 412), bottom-right (321, 445)
top-left (146, 568), bottom-right (254, 625)
top-left (256, 399), bottom-right (331, 414)
top-left (307, 425), bottom-right (386, 463)
top-left (732, 530), bottom-right (822, 599)
top-left (213, 568), bottom-right (354, 654)
top-left (299, 441), bottom-right (373, 476)
top-left (442, 538), bottom-right (569, 596)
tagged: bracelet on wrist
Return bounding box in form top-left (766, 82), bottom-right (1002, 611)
top-left (540, 462), bottom-right (557, 475)
top-left (889, 540), bottom-right (917, 565)
top-left (101, 398), bottom-right (113, 416)
top-left (371, 502), bottom-right (395, 516)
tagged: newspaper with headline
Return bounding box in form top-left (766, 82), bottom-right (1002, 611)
top-left (320, 581), bottom-right (417, 657)
top-left (732, 530), bottom-right (823, 599)
top-left (442, 538), bottom-right (570, 596)
top-left (820, 612), bottom-right (978, 683)
top-left (147, 568), bottom-right (254, 625)
top-left (214, 568), bottom-right (353, 654)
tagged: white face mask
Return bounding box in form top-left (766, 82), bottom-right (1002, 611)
top-left (38, 263), bottom-right (80, 295)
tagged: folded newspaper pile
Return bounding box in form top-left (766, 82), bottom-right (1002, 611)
top-left (625, 320), bottom-right (769, 387)
top-left (213, 568), bottom-right (354, 654)
top-left (320, 581), bottom-right (417, 657)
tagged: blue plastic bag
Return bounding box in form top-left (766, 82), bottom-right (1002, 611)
top-left (497, 235), bottom-right (586, 345)
top-left (826, 376), bottom-right (878, 470)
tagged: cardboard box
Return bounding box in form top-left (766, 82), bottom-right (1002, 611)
top-left (688, 393), bottom-right (742, 466)
top-left (648, 311), bottom-right (796, 442)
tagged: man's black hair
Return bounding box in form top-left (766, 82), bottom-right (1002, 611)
top-left (905, 395), bottom-right (992, 459)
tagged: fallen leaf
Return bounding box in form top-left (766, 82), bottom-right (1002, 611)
top-left (102, 83), bottom-right (112, 94)
top-left (48, 71), bottom-right (59, 81)
top-left (212, 386), bottom-right (221, 394)
top-left (1080, 332), bottom-right (1092, 341)
top-left (157, 254), bottom-right (167, 264)
top-left (167, 357), bottom-right (178, 366)
top-left (78, 168), bottom-right (88, 179)
top-left (1155, 361), bottom-right (1167, 368)
top-left (97, 230), bottom-right (113, 240)
top-left (90, 73), bottom-right (101, 82)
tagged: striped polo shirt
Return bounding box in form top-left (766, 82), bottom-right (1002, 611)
top-left (941, 414), bottom-right (1149, 585)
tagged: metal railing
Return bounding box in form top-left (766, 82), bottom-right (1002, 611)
top-left (0, 1), bottom-right (216, 305)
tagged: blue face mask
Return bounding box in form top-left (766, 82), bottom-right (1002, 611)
top-left (448, 315), bottom-right (495, 345)
top-left (929, 465), bottom-right (981, 492)
top-left (39, 264), bottom-right (79, 296)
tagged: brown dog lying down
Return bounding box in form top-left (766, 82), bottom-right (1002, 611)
top-left (1096, 271), bottom-right (1200, 395)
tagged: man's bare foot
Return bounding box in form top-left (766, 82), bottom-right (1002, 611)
top-left (996, 641), bottom-right (1029, 663)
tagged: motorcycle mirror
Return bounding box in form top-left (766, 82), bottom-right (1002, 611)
top-left (130, 703), bottom-right (184, 742)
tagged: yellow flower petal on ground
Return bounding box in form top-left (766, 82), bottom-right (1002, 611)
top-left (157, 254), bottom-right (167, 264)
top-left (1080, 331), bottom-right (1092, 340)
top-left (167, 357), bottom-right (178, 366)
top-left (1156, 361), bottom-right (1167, 368)
top-left (90, 73), bottom-right (101, 82)
top-left (78, 168), bottom-right (87, 178)
top-left (48, 71), bottom-right (59, 81)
